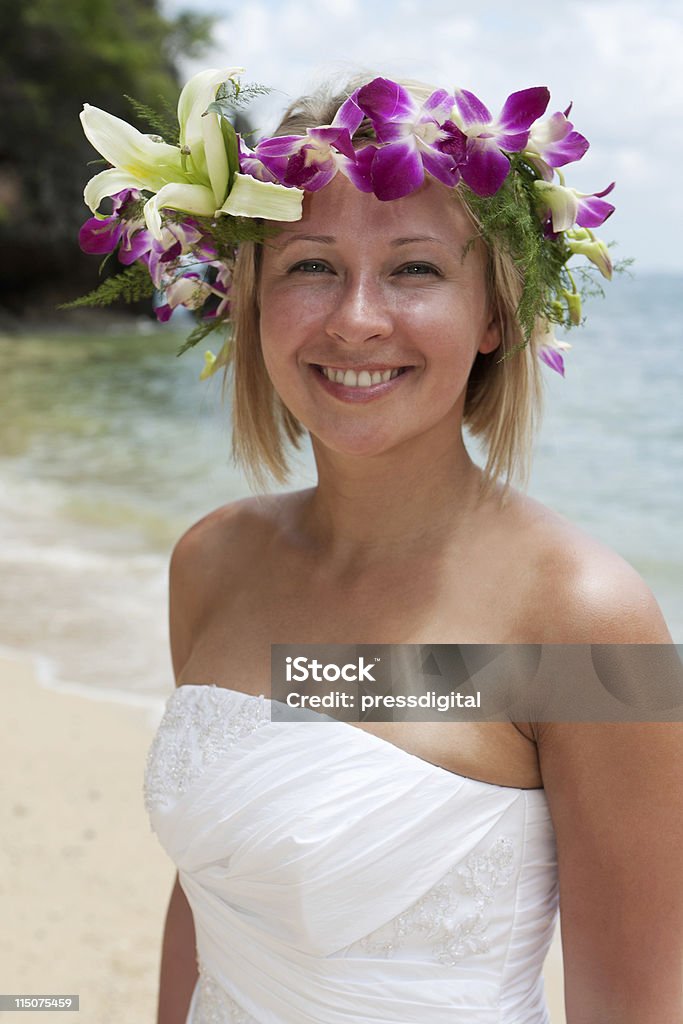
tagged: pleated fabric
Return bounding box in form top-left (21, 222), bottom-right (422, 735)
top-left (144, 685), bottom-right (559, 1023)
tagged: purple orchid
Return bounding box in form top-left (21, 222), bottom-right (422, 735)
top-left (237, 137), bottom-right (283, 184)
top-left (534, 180), bottom-right (615, 233)
top-left (143, 220), bottom-right (214, 289)
top-left (154, 272), bottom-right (211, 322)
top-left (451, 86), bottom-right (550, 196)
top-left (352, 78), bottom-right (466, 200)
top-left (154, 262), bottom-right (232, 323)
top-left (253, 94), bottom-right (364, 192)
top-left (525, 104), bottom-right (589, 180)
top-left (200, 263), bottom-right (232, 320)
top-left (538, 332), bottom-right (572, 377)
top-left (78, 188), bottom-right (150, 262)
top-left (539, 345), bottom-right (567, 377)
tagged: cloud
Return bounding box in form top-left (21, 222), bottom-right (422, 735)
top-left (162, 0), bottom-right (683, 270)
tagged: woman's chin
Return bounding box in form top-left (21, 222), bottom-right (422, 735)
top-left (308, 427), bottom-right (413, 462)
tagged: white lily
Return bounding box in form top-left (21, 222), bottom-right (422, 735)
top-left (80, 104), bottom-right (191, 213)
top-left (218, 173), bottom-right (304, 221)
top-left (177, 67), bottom-right (244, 208)
top-left (81, 68), bottom-right (302, 242)
top-left (80, 67), bottom-right (245, 239)
top-left (143, 183), bottom-right (216, 239)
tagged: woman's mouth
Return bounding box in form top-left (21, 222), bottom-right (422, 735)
top-left (311, 364), bottom-right (413, 401)
top-left (317, 365), bottom-right (408, 387)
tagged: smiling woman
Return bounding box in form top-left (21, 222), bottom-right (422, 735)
top-left (74, 65), bottom-right (682, 1024)
top-left (256, 174), bottom-right (500, 470)
top-left (229, 90), bottom-right (548, 494)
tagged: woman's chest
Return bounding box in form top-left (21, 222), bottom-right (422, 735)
top-left (177, 568), bottom-right (542, 789)
top-left (182, 551), bottom-right (529, 682)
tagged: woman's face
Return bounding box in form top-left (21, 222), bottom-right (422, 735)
top-left (258, 173), bottom-right (499, 459)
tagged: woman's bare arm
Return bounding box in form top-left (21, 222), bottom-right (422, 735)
top-left (541, 719), bottom-right (683, 1023)
top-left (156, 522), bottom-right (217, 1023)
top-left (156, 873), bottom-right (199, 1024)
top-left (538, 555), bottom-right (683, 1023)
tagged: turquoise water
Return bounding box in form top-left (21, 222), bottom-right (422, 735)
top-left (0, 272), bottom-right (680, 695)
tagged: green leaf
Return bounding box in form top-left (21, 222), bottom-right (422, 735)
top-left (206, 80), bottom-right (272, 121)
top-left (220, 117), bottom-right (240, 191)
top-left (124, 94), bottom-right (179, 145)
top-left (175, 317), bottom-right (227, 357)
top-left (58, 264), bottom-right (154, 310)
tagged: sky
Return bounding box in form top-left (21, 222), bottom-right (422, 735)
top-left (162, 0), bottom-right (683, 273)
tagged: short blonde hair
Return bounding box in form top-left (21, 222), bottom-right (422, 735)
top-left (223, 77), bottom-right (546, 496)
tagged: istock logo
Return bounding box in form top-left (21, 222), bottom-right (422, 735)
top-left (285, 656), bottom-right (377, 683)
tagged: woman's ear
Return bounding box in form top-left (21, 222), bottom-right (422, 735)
top-left (478, 310), bottom-right (501, 355)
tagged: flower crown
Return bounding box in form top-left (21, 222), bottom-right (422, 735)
top-left (73, 67), bottom-right (618, 379)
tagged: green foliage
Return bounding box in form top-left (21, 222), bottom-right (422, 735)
top-left (58, 264), bottom-right (154, 309)
top-left (457, 154), bottom-right (619, 347)
top-left (197, 213), bottom-right (281, 255)
top-left (206, 80), bottom-right (273, 121)
top-left (124, 95), bottom-right (180, 146)
top-left (175, 317), bottom-right (227, 357)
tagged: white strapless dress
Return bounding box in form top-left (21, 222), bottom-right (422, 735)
top-left (144, 684), bottom-right (559, 1023)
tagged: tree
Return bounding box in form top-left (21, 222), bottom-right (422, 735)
top-left (0, 0), bottom-right (214, 312)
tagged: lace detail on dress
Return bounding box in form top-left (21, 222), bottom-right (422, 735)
top-left (143, 686), bottom-right (270, 817)
top-left (193, 963), bottom-right (259, 1024)
top-left (348, 836), bottom-right (516, 965)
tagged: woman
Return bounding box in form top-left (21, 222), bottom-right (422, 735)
top-left (79, 69), bottom-right (681, 1023)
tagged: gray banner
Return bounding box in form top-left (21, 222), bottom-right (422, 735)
top-left (270, 644), bottom-right (683, 722)
top-left (0, 995), bottom-right (79, 1011)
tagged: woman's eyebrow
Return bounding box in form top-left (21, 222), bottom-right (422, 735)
top-left (391, 236), bottom-right (451, 248)
top-left (278, 233), bottom-right (450, 249)
top-left (278, 234), bottom-right (336, 249)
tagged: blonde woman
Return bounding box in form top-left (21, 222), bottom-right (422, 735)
top-left (78, 69), bottom-right (682, 1024)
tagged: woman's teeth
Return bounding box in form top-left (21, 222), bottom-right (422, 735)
top-left (319, 366), bottom-right (404, 387)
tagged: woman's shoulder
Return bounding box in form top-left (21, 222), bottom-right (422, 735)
top-left (497, 487), bottom-right (671, 643)
top-left (168, 490), bottom-right (311, 599)
top-left (171, 491), bottom-right (296, 563)
top-left (167, 494), bottom-right (298, 682)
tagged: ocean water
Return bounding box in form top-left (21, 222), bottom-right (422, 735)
top-left (0, 271), bottom-right (681, 698)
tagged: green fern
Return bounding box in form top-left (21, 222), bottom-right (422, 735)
top-left (124, 94), bottom-right (179, 145)
top-left (58, 264), bottom-right (154, 310)
top-left (206, 80), bottom-right (272, 120)
top-left (459, 153), bottom-right (604, 343)
top-left (175, 317), bottom-right (228, 357)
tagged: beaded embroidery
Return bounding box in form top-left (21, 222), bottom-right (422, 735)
top-left (348, 836), bottom-right (515, 965)
top-left (193, 963), bottom-right (259, 1024)
top-left (143, 686), bottom-right (270, 817)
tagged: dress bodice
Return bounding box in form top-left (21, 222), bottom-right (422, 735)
top-left (144, 684), bottom-right (559, 1023)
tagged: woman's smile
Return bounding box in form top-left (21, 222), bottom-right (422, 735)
top-left (258, 172), bottom-right (499, 456)
top-left (311, 363), bottom-right (414, 402)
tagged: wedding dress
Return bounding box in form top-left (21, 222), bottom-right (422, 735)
top-left (144, 684), bottom-right (559, 1023)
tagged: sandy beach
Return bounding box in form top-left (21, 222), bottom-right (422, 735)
top-left (0, 650), bottom-right (566, 1023)
top-left (0, 652), bottom-right (175, 1023)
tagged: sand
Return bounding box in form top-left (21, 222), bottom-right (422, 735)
top-left (0, 652), bottom-right (174, 1023)
top-left (0, 650), bottom-right (566, 1023)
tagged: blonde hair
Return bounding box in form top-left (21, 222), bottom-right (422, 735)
top-left (223, 76), bottom-right (546, 497)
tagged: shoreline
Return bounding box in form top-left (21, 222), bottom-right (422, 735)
top-left (0, 642), bottom-right (168, 726)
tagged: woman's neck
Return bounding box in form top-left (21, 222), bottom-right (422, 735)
top-left (299, 432), bottom-right (491, 573)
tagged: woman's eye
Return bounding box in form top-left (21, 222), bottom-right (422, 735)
top-left (289, 260), bottom-right (330, 273)
top-left (398, 263), bottom-right (441, 276)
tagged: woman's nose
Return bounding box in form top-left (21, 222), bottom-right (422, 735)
top-left (323, 274), bottom-right (393, 345)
